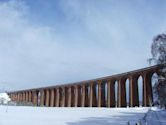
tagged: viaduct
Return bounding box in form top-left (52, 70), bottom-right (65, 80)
top-left (7, 64), bottom-right (164, 108)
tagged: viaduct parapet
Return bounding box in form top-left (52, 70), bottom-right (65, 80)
top-left (7, 64), bottom-right (164, 107)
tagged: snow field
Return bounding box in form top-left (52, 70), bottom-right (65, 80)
top-left (0, 106), bottom-right (149, 125)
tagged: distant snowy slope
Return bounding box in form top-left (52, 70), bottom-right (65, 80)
top-left (0, 106), bottom-right (149, 125)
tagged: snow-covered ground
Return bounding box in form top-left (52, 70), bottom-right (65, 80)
top-left (0, 93), bottom-right (165, 125)
top-left (0, 106), bottom-right (149, 125)
top-left (143, 107), bottom-right (166, 125)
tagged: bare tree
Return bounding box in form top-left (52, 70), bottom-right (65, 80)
top-left (149, 33), bottom-right (166, 108)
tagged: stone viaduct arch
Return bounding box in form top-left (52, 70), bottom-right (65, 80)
top-left (8, 64), bottom-right (164, 108)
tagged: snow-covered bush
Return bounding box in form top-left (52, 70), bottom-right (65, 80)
top-left (0, 93), bottom-right (11, 105)
top-left (149, 33), bottom-right (166, 108)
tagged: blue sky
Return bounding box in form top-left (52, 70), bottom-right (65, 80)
top-left (0, 0), bottom-right (166, 91)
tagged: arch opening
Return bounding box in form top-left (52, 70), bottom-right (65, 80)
top-left (138, 75), bottom-right (143, 106)
top-left (151, 72), bottom-right (158, 104)
top-left (115, 80), bottom-right (118, 107)
top-left (125, 78), bottom-right (129, 107)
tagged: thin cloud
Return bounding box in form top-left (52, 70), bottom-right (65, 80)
top-left (0, 0), bottom-right (166, 91)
